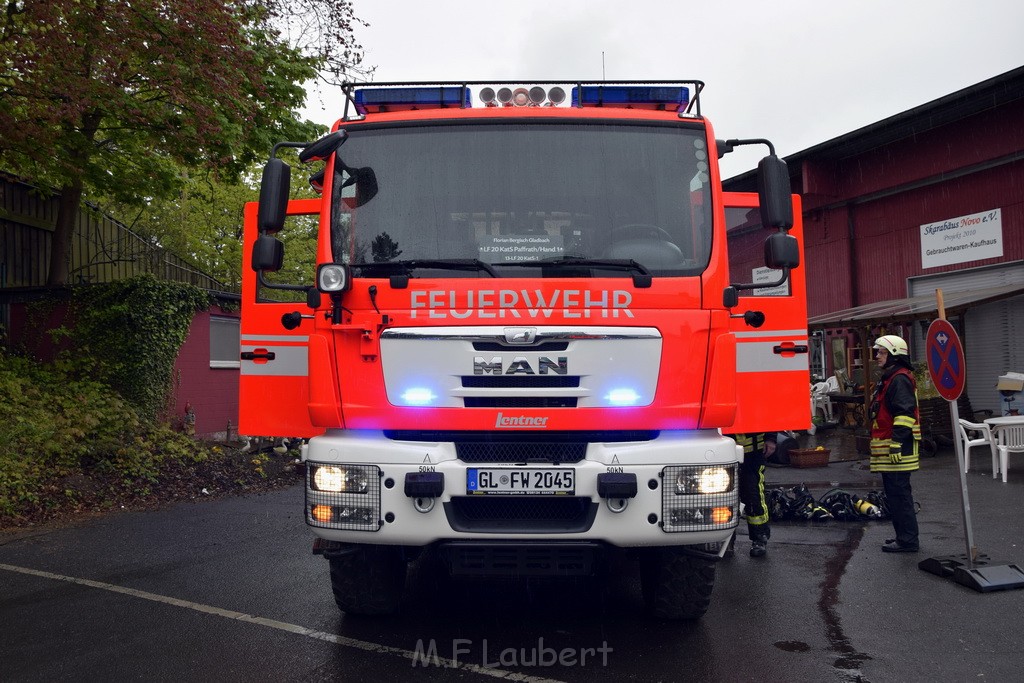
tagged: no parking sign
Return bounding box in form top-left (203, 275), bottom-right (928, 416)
top-left (925, 318), bottom-right (965, 401)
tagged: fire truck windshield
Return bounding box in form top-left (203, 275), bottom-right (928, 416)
top-left (330, 122), bottom-right (713, 278)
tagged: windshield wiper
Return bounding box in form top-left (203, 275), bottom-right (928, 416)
top-left (498, 257), bottom-right (652, 286)
top-left (350, 259), bottom-right (498, 277)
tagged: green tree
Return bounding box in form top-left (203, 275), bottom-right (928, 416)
top-left (106, 156), bottom-right (323, 291)
top-left (0, 1), bottom-right (364, 286)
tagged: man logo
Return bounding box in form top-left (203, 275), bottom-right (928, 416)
top-left (504, 327), bottom-right (537, 345)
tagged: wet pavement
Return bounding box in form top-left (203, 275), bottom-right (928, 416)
top-left (2, 424), bottom-right (1024, 681)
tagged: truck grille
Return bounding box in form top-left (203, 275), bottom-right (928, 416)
top-left (379, 326), bottom-right (662, 409)
top-left (461, 376), bottom-right (580, 388)
top-left (463, 396), bottom-right (578, 408)
top-left (440, 541), bottom-right (601, 576)
top-left (455, 440), bottom-right (586, 463)
top-left (385, 431), bottom-right (657, 465)
top-left (444, 496), bottom-right (598, 533)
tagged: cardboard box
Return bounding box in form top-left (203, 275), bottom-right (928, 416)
top-left (997, 372), bottom-right (1024, 392)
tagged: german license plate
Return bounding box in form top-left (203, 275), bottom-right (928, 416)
top-left (466, 468), bottom-right (575, 495)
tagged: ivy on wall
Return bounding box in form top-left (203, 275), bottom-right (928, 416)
top-left (52, 275), bottom-right (212, 420)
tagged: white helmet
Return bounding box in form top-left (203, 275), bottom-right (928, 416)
top-left (873, 334), bottom-right (908, 357)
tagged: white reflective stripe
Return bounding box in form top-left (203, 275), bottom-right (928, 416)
top-left (736, 340), bottom-right (809, 373)
top-left (241, 334), bottom-right (309, 342)
top-left (240, 344), bottom-right (308, 376)
top-left (734, 330), bottom-right (807, 338)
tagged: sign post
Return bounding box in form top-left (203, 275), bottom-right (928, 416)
top-left (918, 289), bottom-right (1024, 592)
top-left (924, 314), bottom-right (973, 561)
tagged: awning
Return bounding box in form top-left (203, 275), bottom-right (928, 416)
top-left (808, 282), bottom-right (1024, 331)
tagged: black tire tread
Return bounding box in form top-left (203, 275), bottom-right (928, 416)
top-left (640, 549), bottom-right (717, 620)
top-left (328, 546), bottom-right (406, 615)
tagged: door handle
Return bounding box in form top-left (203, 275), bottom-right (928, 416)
top-left (773, 343), bottom-right (808, 354)
top-left (240, 350), bottom-right (276, 361)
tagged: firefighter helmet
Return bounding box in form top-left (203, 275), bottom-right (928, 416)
top-left (873, 334), bottom-right (908, 357)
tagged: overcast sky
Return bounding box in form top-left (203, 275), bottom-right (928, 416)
top-left (301, 0), bottom-right (1024, 177)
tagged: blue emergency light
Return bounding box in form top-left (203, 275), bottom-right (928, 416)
top-left (353, 87), bottom-right (471, 114)
top-left (572, 85), bottom-right (689, 111)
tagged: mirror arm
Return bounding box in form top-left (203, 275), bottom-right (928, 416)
top-left (270, 141), bottom-right (308, 160)
top-left (257, 270), bottom-right (309, 292)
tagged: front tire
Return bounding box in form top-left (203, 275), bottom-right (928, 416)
top-left (328, 546), bottom-right (407, 615)
top-left (640, 548), bottom-right (717, 620)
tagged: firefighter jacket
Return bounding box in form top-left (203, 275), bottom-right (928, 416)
top-left (869, 365), bottom-right (922, 473)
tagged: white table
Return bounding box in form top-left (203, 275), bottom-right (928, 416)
top-left (984, 415), bottom-right (1024, 481)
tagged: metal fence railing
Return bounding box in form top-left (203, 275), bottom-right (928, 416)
top-left (1, 175), bottom-right (236, 293)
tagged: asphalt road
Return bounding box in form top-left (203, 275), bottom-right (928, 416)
top-left (2, 450), bottom-right (1023, 682)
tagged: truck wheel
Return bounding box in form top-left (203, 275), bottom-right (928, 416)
top-left (328, 546), bottom-right (406, 616)
top-left (640, 549), bottom-right (717, 620)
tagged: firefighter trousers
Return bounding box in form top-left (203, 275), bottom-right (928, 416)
top-left (740, 448), bottom-right (770, 541)
top-left (882, 471), bottom-right (918, 548)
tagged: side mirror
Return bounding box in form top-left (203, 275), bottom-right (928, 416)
top-left (353, 167), bottom-right (378, 207)
top-left (258, 158), bottom-right (291, 234)
top-left (723, 286), bottom-right (739, 308)
top-left (251, 234), bottom-right (284, 272)
top-left (765, 232), bottom-right (800, 269)
top-left (309, 169), bottom-right (325, 193)
top-left (339, 166), bottom-right (379, 207)
top-left (299, 130), bottom-right (347, 163)
top-left (756, 154), bottom-right (793, 230)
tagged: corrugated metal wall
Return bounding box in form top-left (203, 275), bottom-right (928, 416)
top-left (800, 99), bottom-right (1024, 317)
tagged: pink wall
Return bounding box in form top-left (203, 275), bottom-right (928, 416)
top-left (7, 299), bottom-right (239, 439)
top-left (172, 306), bottom-right (240, 438)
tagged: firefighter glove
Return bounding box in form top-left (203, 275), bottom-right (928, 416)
top-left (888, 443), bottom-right (903, 464)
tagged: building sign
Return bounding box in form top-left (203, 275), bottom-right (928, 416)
top-left (920, 208), bottom-right (1003, 269)
top-left (751, 266), bottom-right (789, 296)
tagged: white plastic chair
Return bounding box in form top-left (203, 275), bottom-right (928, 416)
top-left (957, 419), bottom-right (997, 475)
top-left (991, 423), bottom-right (1024, 483)
top-left (810, 376), bottom-right (839, 422)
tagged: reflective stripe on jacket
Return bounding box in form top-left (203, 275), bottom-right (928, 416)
top-left (869, 367), bottom-right (921, 473)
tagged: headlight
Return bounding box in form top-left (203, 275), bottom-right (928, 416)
top-left (698, 467), bottom-right (731, 494)
top-left (312, 465), bottom-right (369, 493)
top-left (317, 264), bottom-right (351, 293)
top-left (676, 466), bottom-right (732, 494)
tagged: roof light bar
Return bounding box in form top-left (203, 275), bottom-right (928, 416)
top-left (353, 86), bottom-right (471, 114)
top-left (572, 85), bottom-right (690, 111)
top-left (340, 80), bottom-right (704, 118)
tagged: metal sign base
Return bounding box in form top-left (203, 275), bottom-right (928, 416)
top-left (920, 555), bottom-right (1024, 592)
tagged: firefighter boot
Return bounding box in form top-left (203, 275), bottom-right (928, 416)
top-left (750, 536), bottom-right (768, 558)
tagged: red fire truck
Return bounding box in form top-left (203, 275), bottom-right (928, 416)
top-left (241, 81), bottom-right (808, 619)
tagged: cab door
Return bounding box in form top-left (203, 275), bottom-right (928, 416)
top-left (724, 192), bottom-right (810, 433)
top-left (238, 198), bottom-right (326, 438)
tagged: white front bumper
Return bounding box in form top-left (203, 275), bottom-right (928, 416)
top-left (303, 429), bottom-right (741, 548)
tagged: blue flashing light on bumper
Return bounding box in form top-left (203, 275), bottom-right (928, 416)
top-left (606, 388), bottom-right (641, 406)
top-left (400, 388), bottom-right (436, 406)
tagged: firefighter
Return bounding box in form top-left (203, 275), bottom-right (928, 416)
top-left (869, 334), bottom-right (922, 553)
top-left (732, 432), bottom-right (772, 557)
